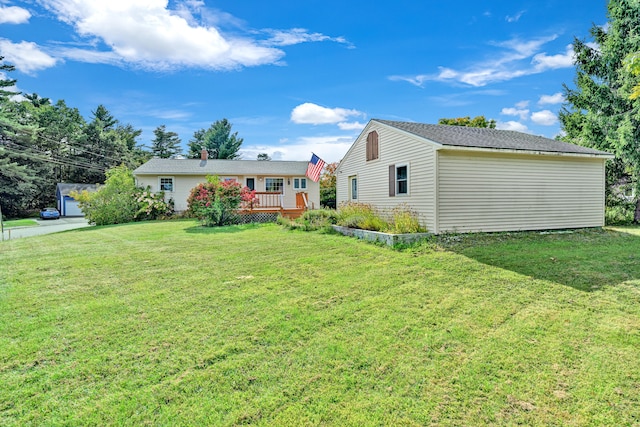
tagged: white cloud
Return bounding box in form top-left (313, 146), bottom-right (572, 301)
top-left (532, 45), bottom-right (574, 70)
top-left (506, 10), bottom-right (526, 23)
top-left (496, 120), bottom-right (529, 132)
top-left (338, 121), bottom-right (366, 131)
top-left (501, 107), bottom-right (529, 121)
top-left (0, 39), bottom-right (58, 74)
top-left (390, 35), bottom-right (574, 87)
top-left (38, 0), bottom-right (284, 70)
top-left (538, 92), bottom-right (565, 105)
top-left (33, 1), bottom-right (349, 71)
top-left (531, 110), bottom-right (558, 126)
top-left (0, 5), bottom-right (31, 24)
top-left (263, 28), bottom-right (351, 48)
top-left (291, 103), bottom-right (365, 125)
top-left (515, 100), bottom-right (529, 109)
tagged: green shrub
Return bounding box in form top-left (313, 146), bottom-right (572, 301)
top-left (337, 202), bottom-right (426, 233)
top-left (391, 204), bottom-right (427, 233)
top-left (278, 208), bottom-right (339, 231)
top-left (337, 202), bottom-right (385, 230)
top-left (301, 208), bottom-right (339, 225)
top-left (72, 165), bottom-right (173, 226)
top-left (606, 203), bottom-right (635, 225)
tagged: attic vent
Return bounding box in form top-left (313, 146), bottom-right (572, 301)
top-left (366, 131), bottom-right (379, 161)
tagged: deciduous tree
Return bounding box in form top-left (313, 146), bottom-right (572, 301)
top-left (320, 161), bottom-right (338, 208)
top-left (438, 115), bottom-right (496, 128)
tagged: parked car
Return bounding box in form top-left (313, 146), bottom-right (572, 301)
top-left (40, 207), bottom-right (60, 220)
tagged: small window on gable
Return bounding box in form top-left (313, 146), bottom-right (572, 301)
top-left (160, 177), bottom-right (174, 192)
top-left (366, 131), bottom-right (379, 161)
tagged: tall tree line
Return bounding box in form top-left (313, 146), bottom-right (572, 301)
top-left (0, 58), bottom-right (153, 217)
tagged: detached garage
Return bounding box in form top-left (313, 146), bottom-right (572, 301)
top-left (336, 119), bottom-right (614, 234)
top-left (56, 183), bottom-right (97, 217)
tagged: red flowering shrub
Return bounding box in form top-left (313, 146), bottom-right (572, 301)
top-left (187, 176), bottom-right (258, 226)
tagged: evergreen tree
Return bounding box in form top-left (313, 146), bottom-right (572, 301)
top-left (187, 119), bottom-right (243, 159)
top-left (559, 0), bottom-right (640, 221)
top-left (0, 58), bottom-right (39, 216)
top-left (71, 105), bottom-right (142, 183)
top-left (0, 56), bottom-right (18, 98)
top-left (151, 125), bottom-right (182, 158)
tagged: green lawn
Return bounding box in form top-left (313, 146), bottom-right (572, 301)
top-left (1, 221), bottom-right (639, 426)
top-left (2, 219), bottom-right (38, 228)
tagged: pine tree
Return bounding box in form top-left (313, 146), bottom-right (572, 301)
top-left (187, 119), bottom-right (243, 159)
top-left (559, 0), bottom-right (640, 222)
top-left (151, 125), bottom-right (182, 158)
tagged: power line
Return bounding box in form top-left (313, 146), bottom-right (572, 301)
top-left (1, 146), bottom-right (107, 173)
top-left (2, 119), bottom-right (145, 165)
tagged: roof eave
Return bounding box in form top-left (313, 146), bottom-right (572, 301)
top-left (436, 145), bottom-right (615, 159)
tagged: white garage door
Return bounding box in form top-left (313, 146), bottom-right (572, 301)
top-left (64, 199), bottom-right (83, 216)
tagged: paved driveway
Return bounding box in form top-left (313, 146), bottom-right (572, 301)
top-left (2, 217), bottom-right (92, 241)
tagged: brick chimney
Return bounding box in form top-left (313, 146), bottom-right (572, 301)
top-left (201, 149), bottom-right (208, 160)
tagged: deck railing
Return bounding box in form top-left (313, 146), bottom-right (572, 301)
top-left (254, 192), bottom-right (283, 209)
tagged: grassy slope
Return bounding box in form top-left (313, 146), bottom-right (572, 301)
top-left (1, 222), bottom-right (639, 426)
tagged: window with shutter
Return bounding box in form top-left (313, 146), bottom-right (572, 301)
top-left (389, 164), bottom-right (409, 196)
top-left (396, 165), bottom-right (408, 195)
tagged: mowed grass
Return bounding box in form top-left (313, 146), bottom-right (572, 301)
top-left (2, 219), bottom-right (38, 228)
top-left (1, 221), bottom-right (640, 426)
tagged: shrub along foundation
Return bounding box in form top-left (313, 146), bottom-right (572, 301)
top-left (332, 225), bottom-right (430, 246)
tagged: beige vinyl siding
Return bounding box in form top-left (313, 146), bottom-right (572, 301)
top-left (337, 122), bottom-right (437, 231)
top-left (436, 151), bottom-right (606, 233)
top-left (136, 174), bottom-right (319, 212)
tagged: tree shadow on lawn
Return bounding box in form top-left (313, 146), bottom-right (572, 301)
top-left (184, 223), bottom-right (263, 235)
top-left (436, 227), bottom-right (640, 292)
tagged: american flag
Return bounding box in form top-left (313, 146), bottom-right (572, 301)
top-left (306, 153), bottom-right (326, 182)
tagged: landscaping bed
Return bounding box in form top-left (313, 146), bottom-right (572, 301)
top-left (331, 224), bottom-right (431, 246)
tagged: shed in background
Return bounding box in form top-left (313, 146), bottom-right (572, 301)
top-left (56, 183), bottom-right (98, 217)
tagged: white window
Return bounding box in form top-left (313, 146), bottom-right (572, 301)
top-left (396, 165), bottom-right (408, 195)
top-left (293, 178), bottom-right (307, 190)
top-left (349, 176), bottom-right (358, 200)
top-left (265, 178), bottom-right (284, 193)
top-left (159, 177), bottom-right (174, 192)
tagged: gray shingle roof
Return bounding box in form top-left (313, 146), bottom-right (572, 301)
top-left (56, 183), bottom-right (98, 196)
top-left (133, 158), bottom-right (309, 176)
top-left (375, 119), bottom-right (612, 157)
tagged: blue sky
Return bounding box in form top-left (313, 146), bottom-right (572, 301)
top-left (1, 0), bottom-right (607, 162)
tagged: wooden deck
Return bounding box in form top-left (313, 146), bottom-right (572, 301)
top-left (244, 192), bottom-right (307, 219)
